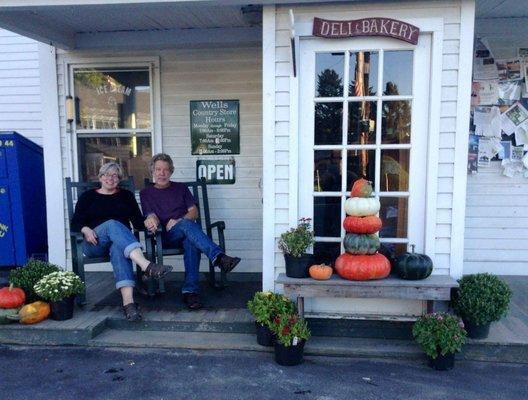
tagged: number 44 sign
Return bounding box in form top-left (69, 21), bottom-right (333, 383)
top-left (196, 159), bottom-right (235, 185)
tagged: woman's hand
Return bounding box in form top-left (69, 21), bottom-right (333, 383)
top-left (81, 226), bottom-right (98, 245)
top-left (144, 214), bottom-right (159, 234)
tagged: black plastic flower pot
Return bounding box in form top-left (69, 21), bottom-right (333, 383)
top-left (463, 319), bottom-right (491, 339)
top-left (427, 352), bottom-right (455, 371)
top-left (50, 296), bottom-right (75, 321)
top-left (284, 254), bottom-right (311, 278)
top-left (255, 322), bottom-right (275, 347)
top-left (274, 340), bottom-right (305, 366)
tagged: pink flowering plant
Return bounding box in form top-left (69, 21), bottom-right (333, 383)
top-left (412, 312), bottom-right (467, 359)
top-left (278, 218), bottom-right (315, 258)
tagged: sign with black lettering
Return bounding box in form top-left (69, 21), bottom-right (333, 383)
top-left (313, 17), bottom-right (420, 45)
top-left (196, 159), bottom-right (236, 185)
top-left (190, 100), bottom-right (240, 155)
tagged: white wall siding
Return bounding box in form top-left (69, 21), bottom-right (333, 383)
top-left (56, 46), bottom-right (263, 272)
top-left (0, 29), bottom-right (42, 145)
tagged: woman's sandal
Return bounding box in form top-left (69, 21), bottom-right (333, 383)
top-left (183, 293), bottom-right (203, 310)
top-left (123, 302), bottom-right (142, 322)
top-left (216, 254), bottom-right (241, 273)
top-left (144, 262), bottom-right (173, 280)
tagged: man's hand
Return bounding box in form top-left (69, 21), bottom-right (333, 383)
top-left (81, 226), bottom-right (98, 245)
top-left (166, 218), bottom-right (181, 232)
top-left (144, 214), bottom-right (159, 234)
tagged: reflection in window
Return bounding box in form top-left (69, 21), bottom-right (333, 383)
top-left (347, 149), bottom-right (375, 189)
top-left (313, 242), bottom-right (341, 265)
top-left (348, 101), bottom-right (377, 145)
top-left (379, 197), bottom-right (408, 238)
top-left (382, 100), bottom-right (411, 144)
top-left (383, 51), bottom-right (413, 96)
top-left (78, 136), bottom-right (152, 189)
top-left (74, 68), bottom-right (151, 130)
top-left (314, 150), bottom-right (342, 192)
top-left (315, 53), bottom-right (344, 97)
top-left (314, 197), bottom-right (341, 237)
top-left (381, 150), bottom-right (409, 192)
top-left (315, 102), bottom-right (343, 145)
top-left (349, 51), bottom-right (378, 96)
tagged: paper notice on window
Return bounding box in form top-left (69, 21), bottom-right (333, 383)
top-left (498, 81), bottom-right (522, 104)
top-left (501, 102), bottom-right (528, 135)
top-left (477, 137), bottom-right (493, 166)
top-left (473, 57), bottom-right (498, 80)
top-left (496, 59), bottom-right (523, 81)
top-left (473, 81), bottom-right (499, 105)
top-left (474, 106), bottom-right (501, 137)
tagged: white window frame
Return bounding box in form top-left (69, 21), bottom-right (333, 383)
top-left (63, 56), bottom-right (162, 181)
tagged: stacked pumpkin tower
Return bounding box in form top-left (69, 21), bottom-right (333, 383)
top-left (334, 178), bottom-right (391, 281)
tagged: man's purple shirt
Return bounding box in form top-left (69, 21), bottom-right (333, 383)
top-left (140, 182), bottom-right (197, 225)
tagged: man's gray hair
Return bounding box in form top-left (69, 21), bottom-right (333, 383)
top-left (150, 153), bottom-right (174, 173)
top-left (98, 162), bottom-right (124, 179)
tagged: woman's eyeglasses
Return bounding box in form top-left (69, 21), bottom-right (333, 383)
top-left (102, 173), bottom-right (120, 180)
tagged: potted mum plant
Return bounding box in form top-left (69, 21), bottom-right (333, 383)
top-left (33, 271), bottom-right (85, 321)
top-left (412, 312), bottom-right (467, 371)
top-left (9, 259), bottom-right (61, 303)
top-left (452, 273), bottom-right (512, 339)
top-left (278, 217), bottom-right (315, 278)
top-left (271, 312), bottom-right (310, 366)
top-left (247, 291), bottom-right (296, 346)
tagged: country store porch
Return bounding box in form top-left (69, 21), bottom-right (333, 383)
top-left (0, 272), bottom-right (527, 364)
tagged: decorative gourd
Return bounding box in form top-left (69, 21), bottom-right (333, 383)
top-left (309, 264), bottom-right (333, 280)
top-left (343, 233), bottom-right (380, 255)
top-left (394, 245), bottom-right (433, 280)
top-left (17, 301), bottom-right (50, 324)
top-left (351, 178), bottom-right (373, 198)
top-left (0, 284), bottom-right (26, 309)
top-left (0, 308), bottom-right (19, 324)
top-left (343, 216), bottom-right (382, 234)
top-left (334, 253), bottom-right (390, 281)
top-left (344, 197), bottom-right (380, 217)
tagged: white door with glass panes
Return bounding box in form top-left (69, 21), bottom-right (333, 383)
top-left (71, 66), bottom-right (154, 189)
top-left (299, 35), bottom-right (431, 268)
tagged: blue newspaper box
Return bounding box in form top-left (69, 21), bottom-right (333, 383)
top-left (0, 132), bottom-right (48, 267)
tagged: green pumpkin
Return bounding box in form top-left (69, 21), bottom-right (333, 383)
top-left (0, 308), bottom-right (19, 324)
top-left (343, 233), bottom-right (380, 255)
top-left (395, 246), bottom-right (433, 280)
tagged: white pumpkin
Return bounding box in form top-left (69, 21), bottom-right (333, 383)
top-left (344, 197), bottom-right (380, 217)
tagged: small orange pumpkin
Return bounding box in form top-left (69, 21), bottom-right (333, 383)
top-left (309, 264), bottom-right (333, 280)
top-left (351, 178), bottom-right (373, 198)
top-left (18, 301), bottom-right (50, 324)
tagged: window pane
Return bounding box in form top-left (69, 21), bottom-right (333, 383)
top-left (347, 149), bottom-right (375, 190)
top-left (381, 149), bottom-right (410, 192)
top-left (78, 136), bottom-right (152, 189)
top-left (349, 51), bottom-right (378, 96)
top-left (314, 150), bottom-right (342, 192)
top-left (314, 242), bottom-right (341, 265)
top-left (315, 102), bottom-right (343, 145)
top-left (314, 197), bottom-right (341, 237)
top-left (348, 101), bottom-right (377, 145)
top-left (379, 242), bottom-right (408, 265)
top-left (74, 68), bottom-right (151, 130)
top-left (379, 197), bottom-right (408, 238)
top-left (383, 51), bottom-right (413, 96)
top-left (381, 100), bottom-right (411, 144)
top-left (315, 53), bottom-right (344, 97)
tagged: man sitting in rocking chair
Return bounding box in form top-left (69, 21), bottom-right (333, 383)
top-left (140, 153), bottom-right (241, 310)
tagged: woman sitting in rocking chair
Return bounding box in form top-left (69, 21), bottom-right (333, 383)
top-left (71, 162), bottom-right (172, 322)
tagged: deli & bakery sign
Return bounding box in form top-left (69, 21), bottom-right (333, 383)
top-left (313, 17), bottom-right (419, 45)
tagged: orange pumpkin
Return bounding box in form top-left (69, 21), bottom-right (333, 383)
top-left (0, 284), bottom-right (26, 309)
top-left (334, 253), bottom-right (390, 281)
top-left (309, 264), bottom-right (333, 280)
top-left (351, 178), bottom-right (373, 198)
top-left (18, 301), bottom-right (50, 324)
top-left (343, 216), bottom-right (382, 234)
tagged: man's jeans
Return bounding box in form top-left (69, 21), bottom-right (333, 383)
top-left (163, 218), bottom-right (222, 294)
top-left (82, 220), bottom-right (142, 289)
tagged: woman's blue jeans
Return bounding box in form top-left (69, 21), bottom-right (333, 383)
top-left (82, 220), bottom-right (142, 289)
top-left (163, 218), bottom-right (222, 294)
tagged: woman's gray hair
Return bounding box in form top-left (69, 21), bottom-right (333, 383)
top-left (98, 162), bottom-right (124, 179)
top-left (150, 153), bottom-right (174, 173)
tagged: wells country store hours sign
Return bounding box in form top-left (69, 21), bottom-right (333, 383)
top-left (190, 100), bottom-right (240, 155)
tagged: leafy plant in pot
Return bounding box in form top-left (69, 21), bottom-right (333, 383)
top-left (271, 312), bottom-right (310, 366)
top-left (452, 273), bottom-right (512, 339)
top-left (412, 312), bottom-right (466, 371)
top-left (278, 218), bottom-right (315, 278)
top-left (9, 259), bottom-right (61, 303)
top-left (34, 271), bottom-right (85, 321)
top-left (247, 291), bottom-right (296, 346)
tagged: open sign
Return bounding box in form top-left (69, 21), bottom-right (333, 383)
top-left (196, 159), bottom-right (236, 185)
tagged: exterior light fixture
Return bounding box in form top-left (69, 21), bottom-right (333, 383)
top-left (66, 95), bottom-right (74, 123)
